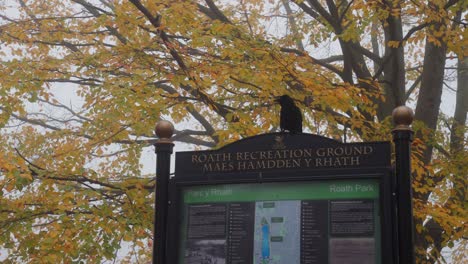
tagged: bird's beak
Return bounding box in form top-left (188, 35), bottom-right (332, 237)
top-left (274, 96), bottom-right (280, 103)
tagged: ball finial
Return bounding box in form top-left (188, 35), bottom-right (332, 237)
top-left (392, 106), bottom-right (414, 130)
top-left (155, 120), bottom-right (174, 140)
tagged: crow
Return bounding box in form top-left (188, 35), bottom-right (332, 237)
top-left (275, 95), bottom-right (302, 133)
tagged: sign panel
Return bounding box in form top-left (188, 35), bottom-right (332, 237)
top-left (178, 179), bottom-right (381, 264)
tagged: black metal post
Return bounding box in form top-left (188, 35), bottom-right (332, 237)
top-left (392, 106), bottom-right (415, 264)
top-left (153, 121), bottom-right (174, 264)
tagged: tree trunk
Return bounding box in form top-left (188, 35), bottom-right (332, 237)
top-left (379, 12), bottom-right (405, 120)
top-left (413, 38), bottom-right (447, 263)
top-left (414, 40), bottom-right (447, 165)
top-left (450, 57), bottom-right (468, 153)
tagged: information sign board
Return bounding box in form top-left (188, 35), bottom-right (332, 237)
top-left (169, 133), bottom-right (395, 264)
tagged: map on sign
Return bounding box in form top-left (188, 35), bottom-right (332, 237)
top-left (253, 201), bottom-right (301, 264)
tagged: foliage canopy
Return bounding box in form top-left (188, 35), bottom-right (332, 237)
top-left (0, 0), bottom-right (466, 263)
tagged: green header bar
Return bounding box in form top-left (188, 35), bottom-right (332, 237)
top-left (183, 179), bottom-right (379, 203)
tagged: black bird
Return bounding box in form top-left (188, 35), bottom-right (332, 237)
top-left (275, 95), bottom-right (302, 133)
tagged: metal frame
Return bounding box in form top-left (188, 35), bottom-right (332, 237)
top-left (154, 109), bottom-right (416, 264)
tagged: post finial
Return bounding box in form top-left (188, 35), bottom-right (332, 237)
top-left (392, 106), bottom-right (414, 130)
top-left (155, 120), bottom-right (174, 141)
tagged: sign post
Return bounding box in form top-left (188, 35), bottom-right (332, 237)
top-left (153, 121), bottom-right (174, 264)
top-left (392, 106), bottom-right (415, 264)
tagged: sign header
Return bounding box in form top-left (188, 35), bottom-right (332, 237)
top-left (176, 133), bottom-right (391, 177)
